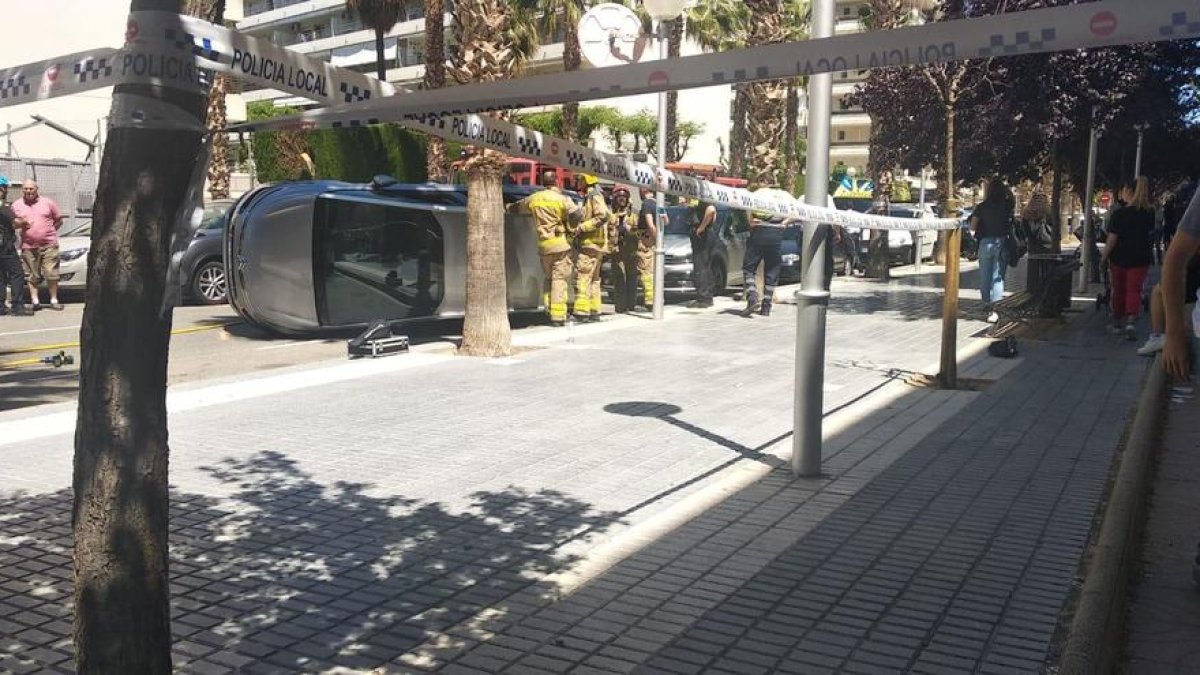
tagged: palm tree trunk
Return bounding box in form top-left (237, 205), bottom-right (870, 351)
top-left (460, 149), bottom-right (513, 356)
top-left (75, 1), bottom-right (219, 671)
top-left (784, 79), bottom-right (798, 192)
top-left (664, 16), bottom-right (683, 162)
top-left (424, 0), bottom-right (448, 180)
top-left (206, 73), bottom-right (230, 199)
top-left (374, 29), bottom-right (388, 81)
top-left (729, 85), bottom-right (748, 178)
top-left (561, 16), bottom-right (581, 143)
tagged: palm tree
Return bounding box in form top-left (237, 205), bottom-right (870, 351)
top-left (450, 0), bottom-right (539, 356)
top-left (743, 0), bottom-right (789, 186)
top-left (206, 73), bottom-right (231, 199)
top-left (520, 0), bottom-right (588, 142)
top-left (424, 0), bottom-right (448, 180)
top-left (781, 0), bottom-right (810, 189)
top-left (684, 0), bottom-right (749, 172)
top-left (348, 0), bottom-right (405, 81)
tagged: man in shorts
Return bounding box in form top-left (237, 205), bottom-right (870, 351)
top-left (12, 180), bottom-right (63, 310)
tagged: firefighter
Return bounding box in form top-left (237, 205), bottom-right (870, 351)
top-left (608, 188), bottom-right (638, 313)
top-left (508, 169), bottom-right (581, 326)
top-left (634, 187), bottom-right (660, 311)
top-left (573, 175), bottom-right (612, 322)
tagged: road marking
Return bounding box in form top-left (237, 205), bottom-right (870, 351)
top-left (0, 325), bottom-right (80, 338)
top-left (0, 321), bottom-right (240, 356)
top-left (0, 351), bottom-right (452, 447)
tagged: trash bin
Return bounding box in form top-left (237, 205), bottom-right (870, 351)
top-left (1027, 253), bottom-right (1078, 318)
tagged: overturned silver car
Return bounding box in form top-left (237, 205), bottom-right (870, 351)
top-left (224, 178), bottom-right (557, 335)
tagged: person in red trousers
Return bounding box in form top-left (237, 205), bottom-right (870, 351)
top-left (1101, 177), bottom-right (1156, 341)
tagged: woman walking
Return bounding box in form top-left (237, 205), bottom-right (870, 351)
top-left (968, 178), bottom-right (1015, 323)
top-left (1101, 177), bottom-right (1156, 340)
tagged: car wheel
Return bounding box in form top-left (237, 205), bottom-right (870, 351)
top-left (711, 262), bottom-right (726, 297)
top-left (191, 260), bottom-right (227, 305)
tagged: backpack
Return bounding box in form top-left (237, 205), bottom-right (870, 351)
top-left (988, 336), bottom-right (1019, 358)
top-left (1005, 216), bottom-right (1027, 268)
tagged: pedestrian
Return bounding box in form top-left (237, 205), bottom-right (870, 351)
top-left (11, 179), bottom-right (64, 310)
top-left (0, 177), bottom-right (33, 316)
top-left (1101, 177), bottom-right (1155, 340)
top-left (1021, 191), bottom-right (1056, 255)
top-left (1162, 177), bottom-right (1196, 248)
top-left (572, 175), bottom-right (611, 323)
top-left (633, 188), bottom-right (659, 311)
top-left (740, 186), bottom-right (789, 318)
top-left (507, 170), bottom-right (581, 327)
top-left (687, 198), bottom-right (717, 308)
top-left (607, 188), bottom-right (638, 313)
top-left (968, 177), bottom-right (1014, 323)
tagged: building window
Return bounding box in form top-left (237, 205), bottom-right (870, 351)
top-left (837, 131), bottom-right (846, 141)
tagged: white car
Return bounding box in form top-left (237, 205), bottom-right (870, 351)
top-left (55, 221), bottom-right (91, 292)
top-left (845, 203), bottom-right (938, 265)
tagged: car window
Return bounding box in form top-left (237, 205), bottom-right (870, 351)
top-left (60, 222), bottom-right (91, 237)
top-left (200, 203), bottom-right (232, 231)
top-left (314, 196), bottom-right (446, 326)
top-left (730, 210), bottom-right (750, 234)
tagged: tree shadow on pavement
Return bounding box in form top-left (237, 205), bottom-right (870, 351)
top-left (0, 451), bottom-right (620, 673)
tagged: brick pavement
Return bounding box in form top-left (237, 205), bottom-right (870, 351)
top-left (0, 276), bottom-right (1142, 674)
top-left (1123, 373), bottom-right (1200, 674)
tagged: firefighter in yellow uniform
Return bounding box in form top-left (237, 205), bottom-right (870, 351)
top-left (634, 188), bottom-right (660, 310)
top-left (573, 175), bottom-right (612, 322)
top-left (608, 188), bottom-right (638, 313)
top-left (508, 170), bottom-right (581, 326)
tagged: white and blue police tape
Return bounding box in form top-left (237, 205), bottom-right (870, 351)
top-left (229, 0), bottom-right (1200, 129)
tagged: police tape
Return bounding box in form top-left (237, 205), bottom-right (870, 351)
top-left (229, 0), bottom-right (1200, 129)
top-left (0, 10), bottom-right (959, 230)
top-left (0, 11), bottom-right (392, 112)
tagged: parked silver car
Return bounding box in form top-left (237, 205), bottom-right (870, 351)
top-left (225, 178), bottom-right (556, 335)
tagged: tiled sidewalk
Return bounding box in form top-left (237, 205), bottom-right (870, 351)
top-left (0, 279), bottom-right (1145, 674)
top-left (1124, 375), bottom-right (1200, 674)
top-left (398, 309), bottom-right (1148, 674)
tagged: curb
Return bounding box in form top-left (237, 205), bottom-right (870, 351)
top-left (1057, 355), bottom-right (1168, 674)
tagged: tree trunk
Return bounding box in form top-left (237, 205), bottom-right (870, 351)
top-left (935, 99), bottom-right (957, 264)
top-left (561, 16), bottom-right (581, 143)
top-left (1050, 151), bottom-right (1064, 254)
top-left (424, 0), bottom-right (448, 180)
top-left (206, 74), bottom-right (230, 199)
top-left (664, 16), bottom-right (683, 162)
top-left (729, 85), bottom-right (748, 178)
top-left (74, 1), bottom-right (219, 671)
top-left (460, 149), bottom-right (513, 356)
top-left (374, 28), bottom-right (388, 81)
top-left (784, 79), bottom-right (799, 192)
top-left (867, 187), bottom-right (891, 280)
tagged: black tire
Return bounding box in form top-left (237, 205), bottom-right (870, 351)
top-left (907, 244), bottom-right (918, 266)
top-left (710, 262), bottom-right (726, 297)
top-left (191, 260), bottom-right (227, 305)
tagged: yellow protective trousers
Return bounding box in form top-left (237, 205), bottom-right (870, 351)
top-left (636, 242), bottom-right (654, 306)
top-left (574, 249), bottom-right (604, 317)
top-left (541, 250), bottom-right (573, 322)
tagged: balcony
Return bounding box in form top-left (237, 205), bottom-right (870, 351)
top-left (240, 0), bottom-right (345, 31)
top-left (276, 15), bottom-right (435, 57)
top-left (831, 113), bottom-right (870, 127)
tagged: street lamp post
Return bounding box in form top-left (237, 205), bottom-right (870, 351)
top-left (643, 0), bottom-right (687, 321)
top-left (794, 0), bottom-right (836, 478)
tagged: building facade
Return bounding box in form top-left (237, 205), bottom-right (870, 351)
top-left (233, 0), bottom-right (809, 173)
top-left (831, 0), bottom-right (871, 175)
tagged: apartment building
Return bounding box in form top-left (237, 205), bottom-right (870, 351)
top-left (831, 0), bottom-right (871, 174)
top-left (233, 1), bottom-right (797, 170)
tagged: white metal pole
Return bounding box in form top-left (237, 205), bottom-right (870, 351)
top-left (916, 167), bottom-right (927, 272)
top-left (1077, 109), bottom-right (1099, 294)
top-left (793, 0), bottom-right (835, 478)
top-left (652, 19), bottom-right (669, 321)
top-left (1134, 127), bottom-right (1144, 178)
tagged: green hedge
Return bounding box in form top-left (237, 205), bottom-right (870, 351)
top-left (247, 101), bottom-right (428, 184)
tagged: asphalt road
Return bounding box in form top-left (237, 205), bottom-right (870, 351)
top-left (0, 300), bottom-right (570, 412)
top-left (1, 302), bottom-right (354, 412)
